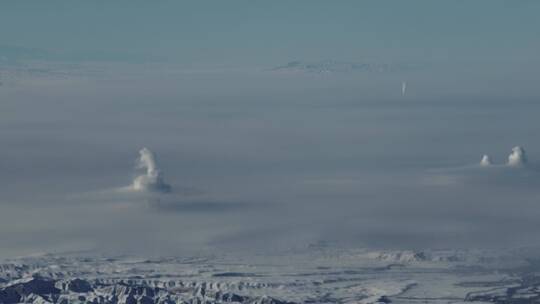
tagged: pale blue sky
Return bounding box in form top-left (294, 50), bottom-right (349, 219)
top-left (1, 0), bottom-right (539, 65)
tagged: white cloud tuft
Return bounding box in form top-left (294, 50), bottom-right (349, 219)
top-left (132, 148), bottom-right (171, 193)
top-left (508, 146), bottom-right (527, 167)
top-left (480, 154), bottom-right (492, 167)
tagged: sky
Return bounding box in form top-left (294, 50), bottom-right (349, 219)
top-left (1, 1), bottom-right (539, 65)
top-left (1, 1), bottom-right (540, 258)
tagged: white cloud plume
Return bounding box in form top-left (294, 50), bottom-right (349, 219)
top-left (480, 154), bottom-right (492, 167)
top-left (476, 146), bottom-right (528, 168)
top-left (424, 146), bottom-right (534, 189)
top-left (132, 148), bottom-right (171, 193)
top-left (508, 146), bottom-right (527, 167)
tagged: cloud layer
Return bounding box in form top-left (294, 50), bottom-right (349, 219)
top-left (3, 65), bottom-right (540, 258)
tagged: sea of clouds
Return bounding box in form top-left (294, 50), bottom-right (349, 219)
top-left (1, 67), bottom-right (540, 258)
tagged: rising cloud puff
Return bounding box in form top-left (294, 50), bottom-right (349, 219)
top-left (132, 148), bottom-right (171, 193)
top-left (507, 146), bottom-right (527, 167)
top-left (478, 146), bottom-right (528, 167)
top-left (480, 154), bottom-right (492, 167)
top-left (423, 146), bottom-right (534, 188)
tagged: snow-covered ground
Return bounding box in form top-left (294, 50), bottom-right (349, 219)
top-left (0, 247), bottom-right (536, 304)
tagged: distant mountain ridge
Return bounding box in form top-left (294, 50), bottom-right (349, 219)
top-left (0, 45), bottom-right (160, 64)
top-left (0, 45), bottom-right (52, 63)
top-left (270, 60), bottom-right (419, 74)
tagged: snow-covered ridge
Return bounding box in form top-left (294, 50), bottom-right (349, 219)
top-left (0, 249), bottom-right (534, 304)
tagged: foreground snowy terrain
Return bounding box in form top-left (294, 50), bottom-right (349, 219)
top-left (1, 247), bottom-right (539, 304)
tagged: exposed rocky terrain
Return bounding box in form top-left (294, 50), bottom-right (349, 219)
top-left (2, 248), bottom-right (540, 304)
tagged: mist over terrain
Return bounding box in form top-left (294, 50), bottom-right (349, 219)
top-left (2, 66), bottom-right (540, 258)
top-left (1, 1), bottom-right (540, 259)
